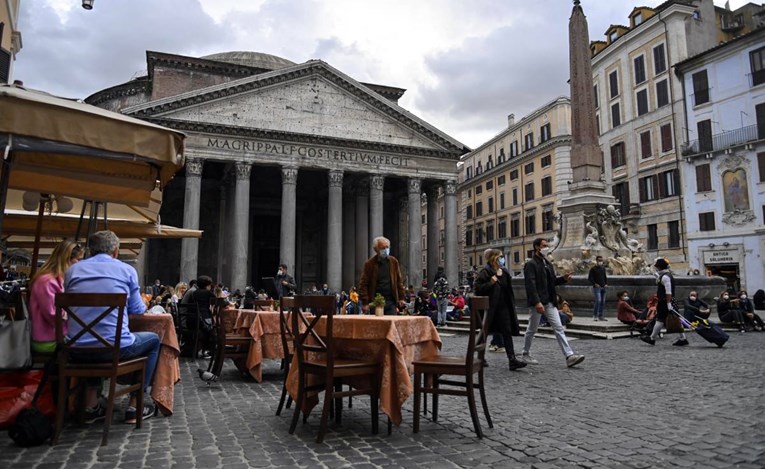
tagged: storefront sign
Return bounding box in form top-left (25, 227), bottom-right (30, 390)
top-left (703, 249), bottom-right (740, 264)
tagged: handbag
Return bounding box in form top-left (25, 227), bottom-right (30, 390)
top-left (665, 309), bottom-right (684, 333)
top-left (8, 355), bottom-right (56, 447)
top-left (0, 289), bottom-right (32, 370)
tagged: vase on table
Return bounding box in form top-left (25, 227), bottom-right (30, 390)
top-left (374, 306), bottom-right (384, 316)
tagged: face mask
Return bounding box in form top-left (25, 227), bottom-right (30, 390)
top-left (689, 296), bottom-right (697, 301)
top-left (499, 257), bottom-right (506, 267)
top-left (741, 295), bottom-right (747, 300)
top-left (379, 247), bottom-right (390, 258)
top-left (597, 261), bottom-right (604, 266)
top-left (622, 296), bottom-right (629, 301)
top-left (723, 295), bottom-right (729, 300)
top-left (277, 270), bottom-right (283, 276)
top-left (540, 247), bottom-right (551, 256)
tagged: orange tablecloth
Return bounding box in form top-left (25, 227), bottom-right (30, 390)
top-left (129, 313), bottom-right (181, 416)
top-left (286, 315), bottom-right (441, 426)
top-left (233, 310), bottom-right (287, 382)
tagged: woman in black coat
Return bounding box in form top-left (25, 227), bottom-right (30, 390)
top-left (473, 248), bottom-right (527, 370)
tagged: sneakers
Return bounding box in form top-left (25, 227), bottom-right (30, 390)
top-left (566, 354), bottom-right (585, 368)
top-left (640, 336), bottom-right (656, 346)
top-left (520, 353), bottom-right (538, 364)
top-left (488, 345), bottom-right (498, 352)
top-left (125, 403), bottom-right (157, 424)
top-left (494, 346), bottom-right (505, 353)
top-left (672, 339), bottom-right (690, 346)
top-left (197, 350), bottom-right (212, 359)
top-left (508, 359), bottom-right (528, 371)
top-left (83, 403), bottom-right (107, 424)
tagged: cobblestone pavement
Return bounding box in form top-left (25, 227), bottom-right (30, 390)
top-left (2, 332), bottom-right (764, 468)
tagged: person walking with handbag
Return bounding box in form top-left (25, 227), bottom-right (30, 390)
top-left (521, 238), bottom-right (584, 368)
top-left (473, 248), bottom-right (527, 371)
top-left (641, 258), bottom-right (689, 346)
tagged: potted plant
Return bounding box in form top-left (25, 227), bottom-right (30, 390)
top-left (371, 294), bottom-right (386, 316)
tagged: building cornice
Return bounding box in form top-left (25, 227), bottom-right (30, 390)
top-left (124, 59), bottom-right (469, 155)
top-left (143, 117), bottom-right (464, 160)
top-left (84, 79), bottom-right (151, 106)
top-left (146, 50), bottom-right (271, 80)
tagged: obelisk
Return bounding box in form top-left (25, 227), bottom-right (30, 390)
top-left (552, 0), bottom-right (617, 262)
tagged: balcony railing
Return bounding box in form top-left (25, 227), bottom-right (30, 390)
top-left (682, 124), bottom-right (761, 156)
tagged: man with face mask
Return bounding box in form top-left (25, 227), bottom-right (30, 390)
top-left (641, 258), bottom-right (689, 346)
top-left (521, 238), bottom-right (584, 368)
top-left (274, 263), bottom-right (296, 299)
top-left (359, 236), bottom-right (406, 315)
top-left (683, 290), bottom-right (710, 323)
top-left (588, 256), bottom-right (608, 321)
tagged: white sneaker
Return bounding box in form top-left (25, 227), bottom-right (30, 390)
top-left (521, 353), bottom-right (538, 364)
top-left (495, 347), bottom-right (506, 353)
top-left (566, 354), bottom-right (585, 368)
top-left (488, 345), bottom-right (498, 352)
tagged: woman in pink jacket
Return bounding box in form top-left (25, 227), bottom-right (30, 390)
top-left (29, 240), bottom-right (83, 353)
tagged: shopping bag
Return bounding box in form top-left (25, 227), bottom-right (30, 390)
top-left (0, 293), bottom-right (32, 370)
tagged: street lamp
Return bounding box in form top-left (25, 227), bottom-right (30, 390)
top-left (82, 0), bottom-right (94, 10)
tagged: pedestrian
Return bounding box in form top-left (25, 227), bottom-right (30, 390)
top-left (588, 255), bottom-right (608, 321)
top-left (683, 290), bottom-right (710, 322)
top-left (641, 258), bottom-right (689, 346)
top-left (358, 236), bottom-right (406, 315)
top-left (473, 248), bottom-right (527, 370)
top-left (274, 263), bottom-right (296, 299)
top-left (433, 266), bottom-right (449, 326)
top-left (738, 290), bottom-right (764, 331)
top-left (151, 278), bottom-right (162, 299)
top-left (521, 238), bottom-right (584, 368)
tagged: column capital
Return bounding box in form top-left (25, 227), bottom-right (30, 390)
top-left (444, 179), bottom-right (457, 195)
top-left (369, 174), bottom-right (385, 191)
top-left (328, 170), bottom-right (344, 187)
top-left (407, 178), bottom-right (421, 195)
top-left (356, 178), bottom-right (369, 197)
top-left (235, 162), bottom-right (252, 180)
top-left (281, 166), bottom-right (299, 185)
top-left (186, 157), bottom-right (204, 177)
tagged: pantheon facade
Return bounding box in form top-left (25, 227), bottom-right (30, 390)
top-left (86, 51), bottom-right (468, 293)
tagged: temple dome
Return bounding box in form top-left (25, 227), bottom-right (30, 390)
top-left (200, 51), bottom-right (295, 71)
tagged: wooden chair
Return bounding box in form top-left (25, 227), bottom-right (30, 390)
top-left (413, 296), bottom-right (492, 438)
top-left (207, 298), bottom-right (251, 379)
top-left (288, 295), bottom-right (381, 443)
top-left (275, 297), bottom-right (294, 415)
top-left (177, 301), bottom-right (202, 358)
top-left (53, 293), bottom-right (148, 446)
top-left (252, 299), bottom-right (275, 311)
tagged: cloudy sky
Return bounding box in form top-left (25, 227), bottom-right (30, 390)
top-left (14, 0), bottom-right (744, 148)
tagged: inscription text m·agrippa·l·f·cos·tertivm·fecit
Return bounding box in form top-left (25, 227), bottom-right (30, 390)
top-left (207, 138), bottom-right (411, 167)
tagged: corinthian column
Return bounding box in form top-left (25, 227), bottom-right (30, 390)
top-left (444, 180), bottom-right (458, 288)
top-left (327, 170), bottom-right (343, 292)
top-left (342, 187), bottom-right (356, 290)
top-left (407, 178), bottom-right (422, 289)
top-left (354, 179), bottom-right (369, 282)
top-left (397, 197), bottom-right (409, 274)
top-left (369, 175), bottom-right (385, 244)
top-left (280, 166), bottom-right (298, 275)
top-left (230, 162), bottom-right (252, 290)
top-left (426, 187), bottom-right (439, 286)
top-left (180, 157), bottom-right (203, 283)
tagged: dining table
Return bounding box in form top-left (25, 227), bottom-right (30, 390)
top-left (128, 313), bottom-right (181, 416)
top-left (285, 315), bottom-right (441, 426)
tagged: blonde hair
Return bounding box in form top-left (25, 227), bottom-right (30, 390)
top-left (483, 248), bottom-right (502, 267)
top-left (175, 282), bottom-right (188, 294)
top-left (31, 239), bottom-right (81, 285)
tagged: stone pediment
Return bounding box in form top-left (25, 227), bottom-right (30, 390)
top-left (123, 60), bottom-right (467, 156)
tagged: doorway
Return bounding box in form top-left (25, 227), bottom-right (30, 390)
top-left (706, 264), bottom-right (740, 291)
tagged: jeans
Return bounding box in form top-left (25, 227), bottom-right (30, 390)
top-left (523, 303), bottom-right (574, 358)
top-left (592, 287), bottom-right (606, 319)
top-left (71, 331), bottom-right (160, 395)
top-left (437, 298), bottom-right (448, 325)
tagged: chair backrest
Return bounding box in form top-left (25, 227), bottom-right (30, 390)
top-left (55, 293), bottom-right (128, 370)
top-left (252, 299), bottom-right (274, 311)
top-left (290, 295), bottom-right (336, 370)
top-left (279, 297), bottom-right (295, 359)
top-left (467, 296), bottom-right (490, 370)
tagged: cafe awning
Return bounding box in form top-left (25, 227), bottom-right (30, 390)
top-left (0, 83), bottom-right (186, 207)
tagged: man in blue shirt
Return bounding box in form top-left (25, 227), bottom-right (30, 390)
top-left (65, 230), bottom-right (159, 423)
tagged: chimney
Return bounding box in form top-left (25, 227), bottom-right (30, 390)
top-left (507, 113), bottom-right (515, 127)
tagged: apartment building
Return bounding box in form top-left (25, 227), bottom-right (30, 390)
top-left (0, 0), bottom-right (22, 83)
top-left (458, 97), bottom-right (572, 274)
top-left (675, 27), bottom-right (765, 291)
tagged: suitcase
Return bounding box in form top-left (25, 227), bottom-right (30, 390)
top-left (671, 310), bottom-right (729, 348)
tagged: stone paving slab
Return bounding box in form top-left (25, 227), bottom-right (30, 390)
top-left (2, 331), bottom-right (764, 468)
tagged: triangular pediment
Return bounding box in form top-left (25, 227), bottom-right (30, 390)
top-left (124, 61), bottom-right (467, 155)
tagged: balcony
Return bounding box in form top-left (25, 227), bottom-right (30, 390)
top-left (682, 124), bottom-right (761, 156)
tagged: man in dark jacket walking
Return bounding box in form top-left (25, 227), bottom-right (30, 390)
top-left (522, 238), bottom-right (584, 368)
top-left (588, 256), bottom-right (608, 321)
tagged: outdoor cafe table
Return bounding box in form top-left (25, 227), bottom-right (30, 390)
top-left (128, 313), bottom-right (181, 416)
top-left (285, 315), bottom-right (441, 426)
top-left (229, 308), bottom-right (295, 382)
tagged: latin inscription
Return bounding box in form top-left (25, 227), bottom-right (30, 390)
top-left (207, 138), bottom-right (410, 168)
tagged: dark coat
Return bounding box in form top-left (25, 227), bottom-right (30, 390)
top-left (473, 264), bottom-right (520, 336)
top-left (524, 254), bottom-right (567, 306)
top-left (358, 255), bottom-right (406, 305)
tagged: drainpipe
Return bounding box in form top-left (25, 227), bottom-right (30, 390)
top-left (659, 11), bottom-right (688, 262)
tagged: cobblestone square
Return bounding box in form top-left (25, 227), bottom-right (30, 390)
top-left (2, 333), bottom-right (764, 468)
